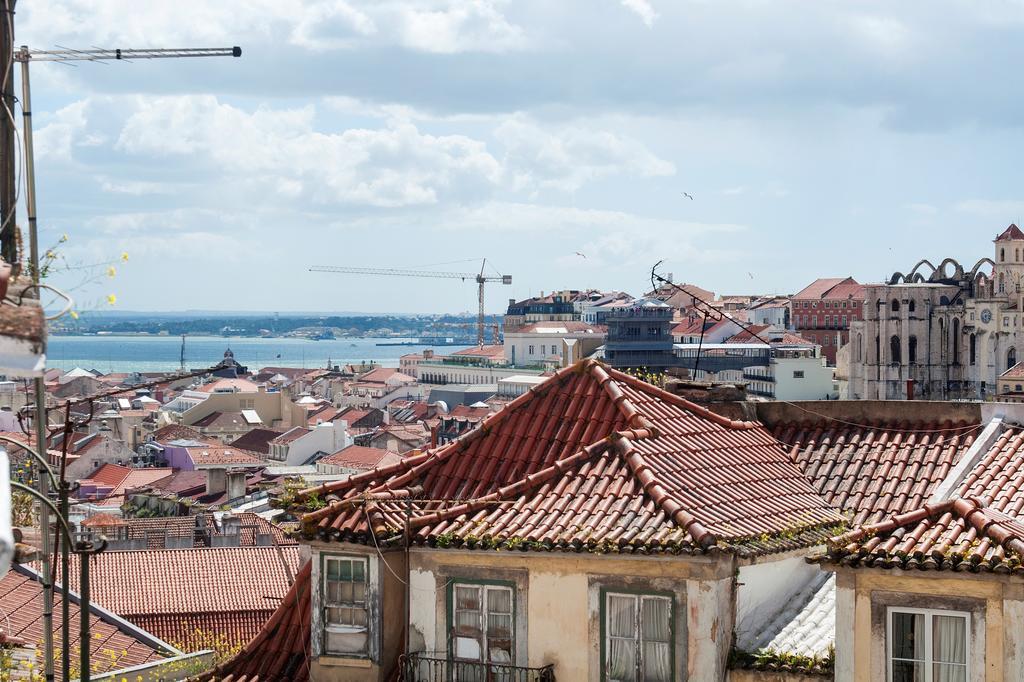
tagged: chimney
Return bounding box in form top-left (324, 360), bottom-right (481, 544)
top-left (226, 469), bottom-right (247, 500)
top-left (205, 468), bottom-right (227, 496)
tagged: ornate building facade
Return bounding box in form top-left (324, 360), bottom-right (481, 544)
top-left (847, 224), bottom-right (1024, 400)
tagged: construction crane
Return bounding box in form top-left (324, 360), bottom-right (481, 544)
top-left (310, 259), bottom-right (512, 346)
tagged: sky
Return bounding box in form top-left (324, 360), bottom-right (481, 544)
top-left (16, 1), bottom-right (1024, 314)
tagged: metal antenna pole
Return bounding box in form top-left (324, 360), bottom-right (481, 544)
top-left (11, 41), bottom-right (240, 682)
top-left (19, 48), bottom-right (55, 682)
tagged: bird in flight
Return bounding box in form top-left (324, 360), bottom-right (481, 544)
top-left (575, 251), bottom-right (587, 259)
top-left (682, 192), bottom-right (694, 200)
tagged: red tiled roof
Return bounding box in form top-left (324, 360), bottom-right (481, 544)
top-left (87, 463), bottom-right (133, 487)
top-left (185, 445), bottom-right (263, 467)
top-left (228, 427), bottom-right (285, 454)
top-left (69, 546), bottom-right (301, 646)
top-left (319, 445), bottom-right (402, 470)
top-left (0, 566), bottom-right (170, 680)
top-left (109, 513), bottom-right (296, 549)
top-left (270, 426), bottom-right (308, 445)
top-left (82, 512), bottom-right (127, 527)
top-left (820, 496), bottom-right (1024, 573)
top-left (822, 280), bottom-right (865, 300)
top-left (79, 465), bottom-right (176, 505)
top-left (193, 411), bottom-right (254, 429)
top-left (452, 344), bottom-right (505, 358)
top-left (793, 277), bottom-right (852, 300)
top-left (774, 420), bottom-right (976, 525)
top-left (447, 404), bottom-right (492, 420)
top-left (151, 424), bottom-right (206, 443)
top-left (358, 367), bottom-right (400, 383)
top-left (197, 562), bottom-right (311, 682)
top-left (297, 360), bottom-right (842, 556)
top-left (196, 378), bottom-right (261, 393)
top-left (996, 223), bottom-right (1024, 242)
top-left (1000, 362), bottom-right (1024, 380)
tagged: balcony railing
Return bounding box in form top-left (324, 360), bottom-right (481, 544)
top-left (401, 652), bottom-right (555, 682)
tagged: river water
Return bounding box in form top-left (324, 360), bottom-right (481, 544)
top-left (45, 335), bottom-right (444, 373)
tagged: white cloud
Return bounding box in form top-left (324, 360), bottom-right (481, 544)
top-left (905, 202), bottom-right (938, 215)
top-left (290, 0), bottom-right (378, 49)
top-left (955, 199), bottom-right (1024, 219)
top-left (620, 0), bottom-right (658, 28)
top-left (115, 95), bottom-right (502, 207)
top-left (394, 0), bottom-right (528, 54)
top-left (21, 0), bottom-right (527, 56)
top-left (35, 101), bottom-right (92, 161)
top-left (97, 177), bottom-right (174, 196)
top-left (495, 116), bottom-right (675, 193)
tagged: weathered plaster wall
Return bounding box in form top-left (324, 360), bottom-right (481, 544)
top-left (728, 670), bottom-right (828, 682)
top-left (836, 568), bottom-right (1024, 682)
top-left (406, 549), bottom-right (734, 681)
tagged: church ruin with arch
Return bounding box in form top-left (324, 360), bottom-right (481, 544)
top-left (847, 224), bottom-right (1024, 400)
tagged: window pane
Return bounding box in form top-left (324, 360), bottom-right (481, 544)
top-left (608, 595), bottom-right (637, 638)
top-left (642, 641), bottom-right (671, 682)
top-left (339, 559), bottom-right (352, 581)
top-left (488, 613), bottom-right (513, 641)
top-left (455, 636), bottom-right (482, 661)
top-left (455, 610), bottom-right (482, 638)
top-left (456, 586), bottom-right (481, 610)
top-left (891, 612), bottom-right (925, 660)
top-left (933, 663), bottom-right (967, 682)
top-left (487, 587), bottom-right (512, 615)
top-left (327, 629), bottom-right (367, 654)
top-left (892, 660), bottom-right (924, 682)
top-left (326, 559), bottom-right (340, 581)
top-left (933, 615), bottom-right (967, 664)
top-left (641, 597), bottom-right (671, 643)
top-left (608, 638), bottom-right (636, 682)
top-left (352, 560), bottom-right (365, 583)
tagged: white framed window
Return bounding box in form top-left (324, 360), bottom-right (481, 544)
top-left (323, 555), bottom-right (370, 655)
top-left (604, 591), bottom-right (672, 682)
top-left (887, 606), bottom-right (968, 682)
top-left (528, 345), bottom-right (535, 355)
top-left (452, 583), bottom-right (514, 665)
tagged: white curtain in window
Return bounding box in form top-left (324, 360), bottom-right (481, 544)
top-left (608, 595), bottom-right (636, 682)
top-left (933, 615), bottom-right (967, 682)
top-left (641, 597), bottom-right (671, 682)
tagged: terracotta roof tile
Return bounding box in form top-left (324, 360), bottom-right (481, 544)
top-left (996, 223), bottom-right (1024, 242)
top-left (68, 546), bottom-right (301, 646)
top-left (319, 445), bottom-right (403, 470)
top-left (196, 561), bottom-right (311, 682)
top-left (774, 420), bottom-right (977, 525)
top-left (0, 566), bottom-right (171, 680)
top-left (296, 360), bottom-right (842, 556)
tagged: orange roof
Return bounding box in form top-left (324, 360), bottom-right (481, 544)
top-left (297, 359), bottom-right (842, 555)
top-left (452, 344), bottom-right (505, 358)
top-left (185, 445), bottom-right (263, 467)
top-left (793, 277), bottom-right (853, 300)
top-left (319, 445), bottom-right (403, 470)
top-left (69, 545), bottom-right (302, 646)
top-left (1, 566), bottom-right (170, 679)
top-left (197, 562), bottom-right (312, 682)
top-left (81, 512), bottom-right (127, 528)
top-left (196, 378), bottom-right (261, 393)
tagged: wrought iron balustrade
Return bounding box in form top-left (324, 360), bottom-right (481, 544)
top-left (401, 652), bottom-right (555, 682)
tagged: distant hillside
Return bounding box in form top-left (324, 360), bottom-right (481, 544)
top-left (50, 313), bottom-right (503, 338)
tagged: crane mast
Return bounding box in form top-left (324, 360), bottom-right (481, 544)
top-left (310, 259), bottom-right (512, 346)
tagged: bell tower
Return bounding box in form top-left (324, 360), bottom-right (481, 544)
top-left (993, 224), bottom-right (1024, 297)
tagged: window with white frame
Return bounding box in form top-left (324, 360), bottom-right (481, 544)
top-left (323, 556), bottom-right (370, 655)
top-left (888, 606), bottom-right (968, 682)
top-left (604, 591), bottom-right (672, 682)
top-left (451, 583), bottom-right (514, 665)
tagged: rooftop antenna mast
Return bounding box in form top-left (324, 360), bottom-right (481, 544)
top-left (13, 42), bottom-right (240, 682)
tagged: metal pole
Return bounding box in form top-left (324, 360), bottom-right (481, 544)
top-left (59, 482), bottom-right (70, 680)
top-left (79, 548), bottom-right (89, 682)
top-left (21, 49), bottom-right (54, 682)
top-left (0, 1), bottom-right (16, 269)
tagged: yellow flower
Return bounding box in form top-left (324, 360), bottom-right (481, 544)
top-left (106, 266), bottom-right (116, 278)
top-left (106, 294), bottom-right (117, 306)
top-left (70, 310), bottom-right (79, 320)
top-left (121, 252), bottom-right (129, 262)
top-left (59, 233), bottom-right (68, 243)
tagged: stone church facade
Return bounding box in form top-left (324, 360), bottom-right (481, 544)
top-left (848, 224), bottom-right (1024, 400)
